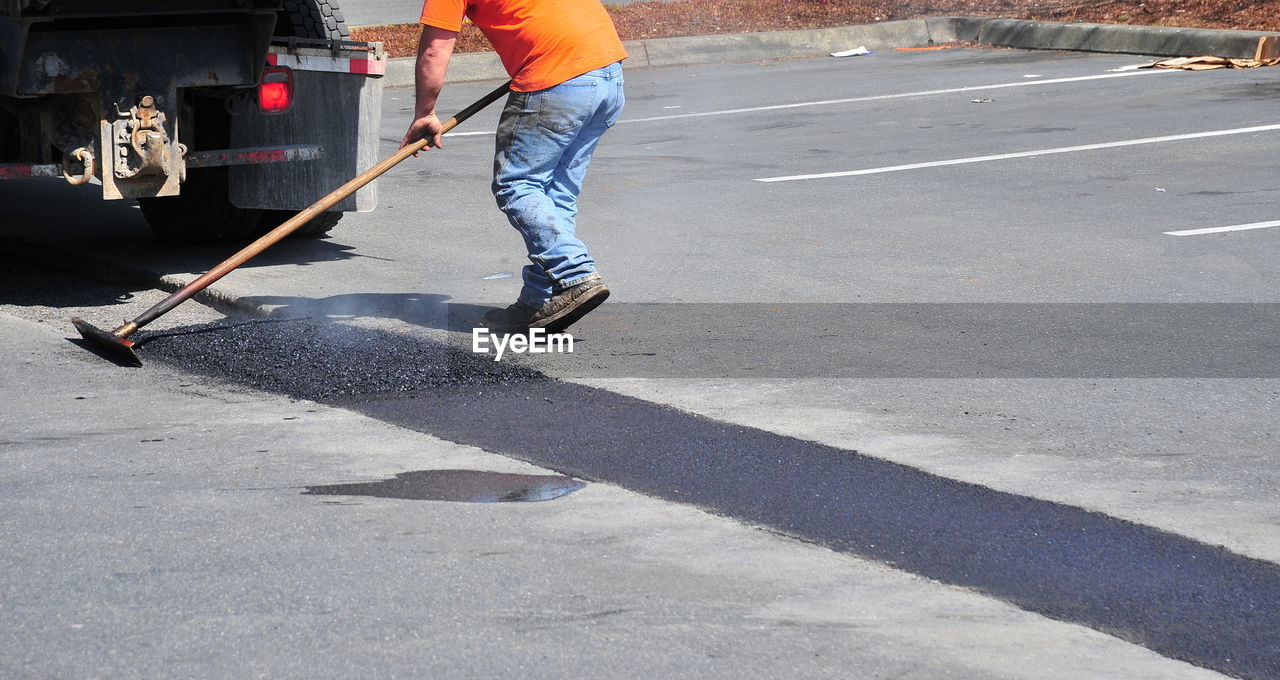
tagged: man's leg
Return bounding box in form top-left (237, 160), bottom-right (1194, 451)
top-left (487, 63), bottom-right (624, 332)
top-left (547, 68), bottom-right (625, 289)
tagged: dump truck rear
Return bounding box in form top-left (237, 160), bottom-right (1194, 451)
top-left (0, 0), bottom-right (384, 241)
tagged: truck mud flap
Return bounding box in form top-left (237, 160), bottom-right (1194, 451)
top-left (228, 40), bottom-right (384, 213)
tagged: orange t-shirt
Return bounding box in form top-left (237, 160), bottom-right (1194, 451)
top-left (419, 0), bottom-right (627, 92)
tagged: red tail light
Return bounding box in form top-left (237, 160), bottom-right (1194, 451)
top-left (258, 66), bottom-right (294, 114)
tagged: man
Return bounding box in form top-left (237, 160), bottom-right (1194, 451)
top-left (400, 0), bottom-right (627, 334)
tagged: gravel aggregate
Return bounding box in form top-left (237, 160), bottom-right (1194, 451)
top-left (139, 316), bottom-right (548, 400)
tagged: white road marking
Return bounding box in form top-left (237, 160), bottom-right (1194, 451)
top-left (623, 70), bottom-right (1174, 124)
top-left (754, 123), bottom-right (1280, 183)
top-left (1164, 220), bottom-right (1280, 237)
top-left (441, 70), bottom-right (1176, 137)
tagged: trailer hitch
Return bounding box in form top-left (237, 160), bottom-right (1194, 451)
top-left (62, 146), bottom-right (95, 186)
top-left (113, 96), bottom-right (171, 180)
top-left (99, 93), bottom-right (184, 199)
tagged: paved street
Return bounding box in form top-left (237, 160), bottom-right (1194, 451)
top-left (3, 46), bottom-right (1279, 678)
top-left (341, 0), bottom-right (419, 26)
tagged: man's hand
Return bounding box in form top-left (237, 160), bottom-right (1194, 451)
top-left (401, 25), bottom-right (457, 156)
top-left (401, 112), bottom-right (444, 154)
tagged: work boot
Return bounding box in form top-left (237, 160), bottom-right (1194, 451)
top-left (484, 274), bottom-right (610, 334)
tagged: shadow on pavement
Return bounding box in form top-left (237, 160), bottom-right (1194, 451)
top-left (0, 179), bottom-right (376, 276)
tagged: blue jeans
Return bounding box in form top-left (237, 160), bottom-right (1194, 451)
top-left (492, 62), bottom-right (625, 307)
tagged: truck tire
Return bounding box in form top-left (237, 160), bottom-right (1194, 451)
top-left (279, 0), bottom-right (349, 40)
top-left (265, 0), bottom-right (350, 238)
top-left (137, 92), bottom-right (271, 243)
top-left (137, 168), bottom-right (267, 243)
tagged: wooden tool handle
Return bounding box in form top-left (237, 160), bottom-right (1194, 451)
top-left (117, 80), bottom-right (513, 336)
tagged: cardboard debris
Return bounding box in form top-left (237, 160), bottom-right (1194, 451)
top-left (829, 45), bottom-right (870, 57)
top-left (1151, 36), bottom-right (1280, 70)
top-left (1152, 55), bottom-right (1279, 70)
top-left (1258, 35), bottom-right (1279, 62)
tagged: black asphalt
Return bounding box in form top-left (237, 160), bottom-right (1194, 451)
top-left (128, 314), bottom-right (1280, 680)
top-left (138, 317), bottom-right (546, 398)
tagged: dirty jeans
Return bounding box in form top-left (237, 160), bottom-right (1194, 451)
top-left (492, 62), bottom-right (625, 307)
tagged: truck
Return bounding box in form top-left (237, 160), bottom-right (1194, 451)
top-left (0, 0), bottom-right (385, 241)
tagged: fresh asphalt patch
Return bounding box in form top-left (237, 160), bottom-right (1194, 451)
top-left (138, 317), bottom-right (546, 399)
top-left (124, 312), bottom-right (1280, 680)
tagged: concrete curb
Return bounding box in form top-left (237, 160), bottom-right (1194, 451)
top-left (380, 16), bottom-right (1280, 88)
top-left (975, 18), bottom-right (1278, 59)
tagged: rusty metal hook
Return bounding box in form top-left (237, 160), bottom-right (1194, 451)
top-left (62, 147), bottom-right (95, 186)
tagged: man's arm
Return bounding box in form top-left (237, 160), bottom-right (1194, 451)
top-left (400, 25), bottom-right (459, 150)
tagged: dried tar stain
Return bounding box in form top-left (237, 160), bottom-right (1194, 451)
top-left (137, 317), bottom-right (547, 401)
top-left (303, 469), bottom-right (585, 502)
